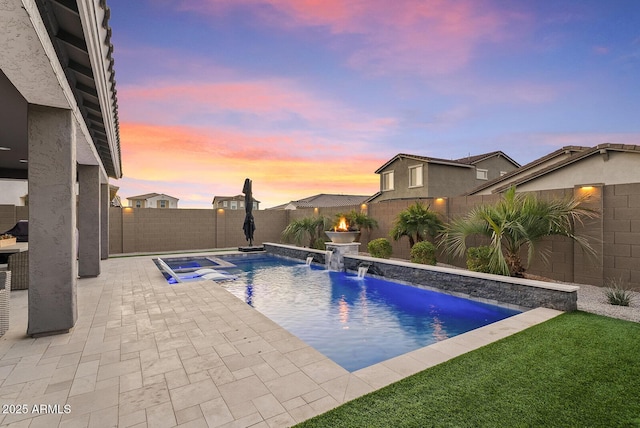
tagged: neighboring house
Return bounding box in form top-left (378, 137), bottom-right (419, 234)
top-left (367, 151), bottom-right (520, 202)
top-left (212, 195), bottom-right (260, 210)
top-left (269, 194), bottom-right (370, 210)
top-left (467, 144), bottom-right (640, 195)
top-left (127, 193), bottom-right (179, 208)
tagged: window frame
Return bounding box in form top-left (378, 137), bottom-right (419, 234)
top-left (408, 164), bottom-right (424, 188)
top-left (382, 170), bottom-right (395, 191)
top-left (476, 168), bottom-right (489, 180)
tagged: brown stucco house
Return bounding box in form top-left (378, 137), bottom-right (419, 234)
top-left (467, 144), bottom-right (640, 195)
top-left (367, 151), bottom-right (520, 202)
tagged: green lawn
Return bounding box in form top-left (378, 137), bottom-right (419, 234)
top-left (297, 312), bottom-right (640, 428)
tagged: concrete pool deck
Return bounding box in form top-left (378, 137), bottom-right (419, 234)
top-left (0, 252), bottom-right (561, 427)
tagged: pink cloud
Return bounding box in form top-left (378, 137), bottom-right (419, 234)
top-left (176, 0), bottom-right (527, 76)
top-left (117, 122), bottom-right (383, 208)
top-left (118, 78), bottom-right (398, 136)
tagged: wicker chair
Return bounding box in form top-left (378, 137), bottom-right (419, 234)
top-left (7, 251), bottom-right (28, 290)
top-left (0, 271), bottom-right (10, 336)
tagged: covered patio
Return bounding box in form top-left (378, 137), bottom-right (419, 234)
top-left (0, 0), bottom-right (121, 336)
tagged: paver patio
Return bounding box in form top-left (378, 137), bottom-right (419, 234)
top-left (0, 252), bottom-right (561, 427)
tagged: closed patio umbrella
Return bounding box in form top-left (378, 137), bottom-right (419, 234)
top-left (242, 178), bottom-right (255, 246)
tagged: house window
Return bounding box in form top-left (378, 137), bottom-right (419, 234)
top-left (230, 201), bottom-right (238, 210)
top-left (409, 165), bottom-right (423, 188)
top-left (382, 171), bottom-right (394, 191)
top-left (135, 200), bottom-right (141, 208)
top-left (476, 169), bottom-right (488, 180)
top-left (159, 200), bottom-right (167, 208)
top-left (223, 201), bottom-right (228, 207)
top-left (253, 202), bottom-right (258, 210)
top-left (500, 171), bottom-right (507, 176)
top-left (240, 201), bottom-right (244, 208)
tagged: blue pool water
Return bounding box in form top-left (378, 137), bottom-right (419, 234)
top-left (217, 254), bottom-right (521, 372)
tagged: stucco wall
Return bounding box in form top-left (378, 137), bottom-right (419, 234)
top-left (0, 180), bottom-right (28, 205)
top-left (3, 183), bottom-right (640, 288)
top-left (516, 152), bottom-right (640, 192)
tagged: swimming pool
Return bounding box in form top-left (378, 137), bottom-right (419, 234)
top-left (203, 254), bottom-right (522, 372)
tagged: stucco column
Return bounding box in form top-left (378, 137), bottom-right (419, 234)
top-left (78, 165), bottom-right (101, 276)
top-left (27, 105), bottom-right (77, 336)
top-left (101, 183), bottom-right (109, 259)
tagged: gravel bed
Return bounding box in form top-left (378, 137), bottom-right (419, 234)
top-left (577, 283), bottom-right (640, 323)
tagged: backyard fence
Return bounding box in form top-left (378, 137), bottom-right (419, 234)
top-left (1, 182), bottom-right (639, 288)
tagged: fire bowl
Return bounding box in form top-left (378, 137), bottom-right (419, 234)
top-left (325, 231), bottom-right (359, 244)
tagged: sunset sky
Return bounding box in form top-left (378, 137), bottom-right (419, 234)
top-left (108, 0), bottom-right (640, 209)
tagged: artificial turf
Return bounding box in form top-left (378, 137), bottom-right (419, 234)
top-left (297, 311), bottom-right (640, 427)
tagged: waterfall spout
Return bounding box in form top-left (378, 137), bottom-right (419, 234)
top-left (306, 255), bottom-right (314, 266)
top-left (357, 263), bottom-right (370, 278)
top-left (325, 250), bottom-right (333, 270)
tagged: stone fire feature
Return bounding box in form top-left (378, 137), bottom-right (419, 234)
top-left (325, 242), bottom-right (360, 271)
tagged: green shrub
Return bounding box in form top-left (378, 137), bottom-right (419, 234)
top-left (467, 246), bottom-right (492, 273)
top-left (604, 278), bottom-right (634, 306)
top-left (312, 238), bottom-right (326, 251)
top-left (368, 238), bottom-right (392, 259)
top-left (410, 241), bottom-right (437, 265)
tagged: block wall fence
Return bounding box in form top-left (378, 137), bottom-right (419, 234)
top-left (1, 183), bottom-right (639, 287)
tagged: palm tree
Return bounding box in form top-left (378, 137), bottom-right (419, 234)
top-left (281, 216), bottom-right (331, 248)
top-left (440, 187), bottom-right (599, 277)
top-left (390, 202), bottom-right (443, 248)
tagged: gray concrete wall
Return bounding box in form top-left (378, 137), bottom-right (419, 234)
top-left (342, 255), bottom-right (579, 311)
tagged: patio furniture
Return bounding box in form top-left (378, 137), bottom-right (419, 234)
top-left (0, 271), bottom-right (10, 337)
top-left (1, 220), bottom-right (28, 242)
top-left (7, 251), bottom-right (28, 290)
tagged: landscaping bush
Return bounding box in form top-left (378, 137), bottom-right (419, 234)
top-left (604, 278), bottom-right (634, 306)
top-left (368, 238), bottom-right (392, 259)
top-left (410, 241), bottom-right (437, 265)
top-left (466, 246), bottom-right (492, 273)
top-left (312, 238), bottom-right (326, 251)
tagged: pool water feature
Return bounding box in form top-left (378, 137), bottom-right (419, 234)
top-left (217, 254), bottom-right (521, 372)
top-left (154, 256), bottom-right (237, 284)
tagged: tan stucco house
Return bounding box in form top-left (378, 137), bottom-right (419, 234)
top-left (269, 194), bottom-right (370, 210)
top-left (467, 144), bottom-right (640, 195)
top-left (367, 151), bottom-right (520, 202)
top-left (127, 192), bottom-right (179, 208)
top-left (213, 195), bottom-right (260, 210)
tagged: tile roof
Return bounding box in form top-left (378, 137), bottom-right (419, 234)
top-left (270, 194), bottom-right (370, 209)
top-left (374, 151), bottom-right (519, 173)
top-left (127, 193), bottom-right (178, 200)
top-left (467, 144), bottom-right (640, 195)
